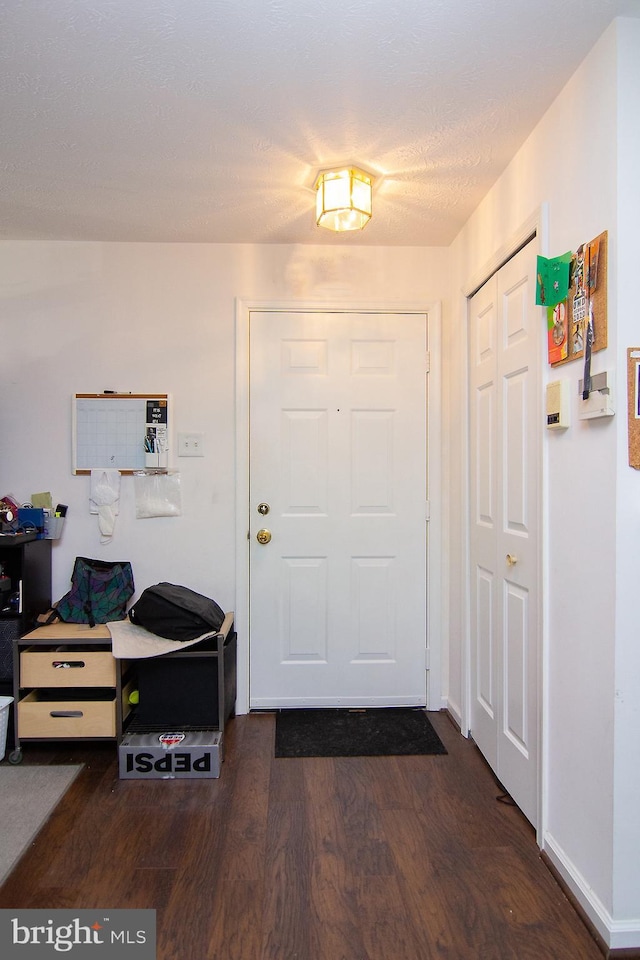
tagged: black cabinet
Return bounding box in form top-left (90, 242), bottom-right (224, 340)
top-left (0, 534), bottom-right (52, 681)
top-left (132, 614), bottom-right (237, 732)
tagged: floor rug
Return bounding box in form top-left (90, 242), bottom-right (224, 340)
top-left (274, 708), bottom-right (448, 758)
top-left (0, 764), bottom-right (83, 885)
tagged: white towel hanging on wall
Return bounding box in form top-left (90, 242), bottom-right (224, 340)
top-left (90, 469), bottom-right (121, 543)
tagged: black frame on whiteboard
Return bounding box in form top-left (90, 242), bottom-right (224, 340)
top-left (72, 393), bottom-right (170, 475)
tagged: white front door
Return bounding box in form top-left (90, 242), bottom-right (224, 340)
top-left (249, 310), bottom-right (428, 708)
top-left (469, 240), bottom-right (540, 827)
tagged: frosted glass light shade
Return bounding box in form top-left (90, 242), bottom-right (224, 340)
top-left (315, 167), bottom-right (373, 231)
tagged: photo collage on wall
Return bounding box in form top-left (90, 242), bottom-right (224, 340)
top-left (536, 230), bottom-right (608, 368)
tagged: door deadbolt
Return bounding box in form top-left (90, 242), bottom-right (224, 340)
top-left (256, 528), bottom-right (272, 544)
top-left (257, 502), bottom-right (270, 516)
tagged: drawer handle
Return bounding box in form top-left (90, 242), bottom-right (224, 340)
top-left (53, 661), bottom-right (86, 669)
top-left (49, 710), bottom-right (84, 718)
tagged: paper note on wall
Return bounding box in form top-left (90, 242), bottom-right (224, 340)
top-left (536, 252), bottom-right (572, 307)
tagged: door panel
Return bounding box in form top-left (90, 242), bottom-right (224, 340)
top-left (282, 409), bottom-right (328, 513)
top-left (470, 279), bottom-right (499, 772)
top-left (476, 566), bottom-right (495, 715)
top-left (249, 310), bottom-right (427, 708)
top-left (281, 556), bottom-right (328, 660)
top-left (469, 240), bottom-right (540, 827)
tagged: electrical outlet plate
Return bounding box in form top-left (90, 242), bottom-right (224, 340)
top-left (178, 432), bottom-right (205, 457)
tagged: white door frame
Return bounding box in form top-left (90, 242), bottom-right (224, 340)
top-left (460, 205), bottom-right (549, 845)
top-left (235, 298), bottom-right (443, 716)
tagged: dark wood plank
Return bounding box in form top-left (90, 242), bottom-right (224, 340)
top-left (303, 757), bottom-right (370, 960)
top-left (331, 757), bottom-right (396, 878)
top-left (0, 711), bottom-right (607, 960)
top-left (215, 713), bottom-right (272, 881)
top-left (206, 879), bottom-right (265, 960)
top-left (355, 874), bottom-right (436, 960)
top-left (261, 799), bottom-right (313, 960)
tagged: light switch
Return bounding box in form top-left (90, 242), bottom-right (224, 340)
top-left (178, 432), bottom-right (205, 457)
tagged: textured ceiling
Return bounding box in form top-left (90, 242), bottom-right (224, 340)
top-left (1, 0), bottom-right (639, 246)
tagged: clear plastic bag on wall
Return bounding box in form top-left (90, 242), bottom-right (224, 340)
top-left (134, 471), bottom-right (182, 519)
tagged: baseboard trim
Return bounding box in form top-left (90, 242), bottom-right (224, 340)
top-left (249, 697), bottom-right (427, 709)
top-left (444, 698), bottom-right (463, 732)
top-left (540, 849), bottom-right (609, 957)
top-left (542, 833), bottom-right (640, 955)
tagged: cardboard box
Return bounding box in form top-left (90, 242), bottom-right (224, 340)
top-left (118, 730), bottom-right (222, 779)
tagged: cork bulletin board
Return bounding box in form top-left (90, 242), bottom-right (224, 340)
top-left (550, 230), bottom-right (608, 367)
top-left (627, 349), bottom-right (640, 469)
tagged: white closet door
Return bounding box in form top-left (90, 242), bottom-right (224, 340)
top-left (469, 240), bottom-right (540, 827)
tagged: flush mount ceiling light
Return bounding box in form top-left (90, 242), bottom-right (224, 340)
top-left (315, 167), bottom-right (374, 232)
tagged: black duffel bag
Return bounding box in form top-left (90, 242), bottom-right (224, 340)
top-left (128, 582), bottom-right (225, 641)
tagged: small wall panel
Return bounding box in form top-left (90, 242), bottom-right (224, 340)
top-left (477, 303), bottom-right (495, 365)
top-left (504, 371), bottom-right (527, 533)
top-left (351, 339), bottom-right (395, 376)
top-left (350, 557), bottom-right (396, 661)
top-left (477, 385), bottom-right (494, 525)
top-left (281, 410), bottom-right (328, 515)
top-left (281, 557), bottom-right (328, 662)
top-left (503, 275), bottom-right (529, 347)
top-left (351, 410), bottom-right (395, 515)
top-left (504, 581), bottom-right (528, 757)
top-left (476, 567), bottom-right (494, 716)
top-left (281, 339), bottom-right (328, 375)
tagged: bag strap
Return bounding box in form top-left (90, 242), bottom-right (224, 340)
top-left (85, 569), bottom-right (96, 628)
top-left (36, 608), bottom-right (62, 626)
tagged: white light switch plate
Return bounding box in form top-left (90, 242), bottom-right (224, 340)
top-left (178, 432), bottom-right (205, 457)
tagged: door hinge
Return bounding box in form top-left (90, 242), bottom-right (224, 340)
top-left (425, 500), bottom-right (430, 521)
top-left (425, 351), bottom-right (431, 373)
top-left (425, 648), bottom-right (430, 670)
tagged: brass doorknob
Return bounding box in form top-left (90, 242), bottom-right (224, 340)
top-left (506, 553), bottom-right (518, 566)
top-left (256, 528), bottom-right (272, 544)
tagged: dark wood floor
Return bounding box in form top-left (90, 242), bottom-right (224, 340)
top-left (0, 711), bottom-right (604, 960)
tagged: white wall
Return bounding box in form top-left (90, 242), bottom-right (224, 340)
top-left (446, 18), bottom-right (640, 946)
top-left (0, 238), bottom-right (449, 697)
top-left (612, 18), bottom-right (640, 926)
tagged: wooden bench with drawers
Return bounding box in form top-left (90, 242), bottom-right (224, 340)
top-left (10, 623), bottom-right (135, 762)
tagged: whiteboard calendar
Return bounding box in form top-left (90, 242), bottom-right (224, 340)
top-left (72, 394), bottom-right (169, 474)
